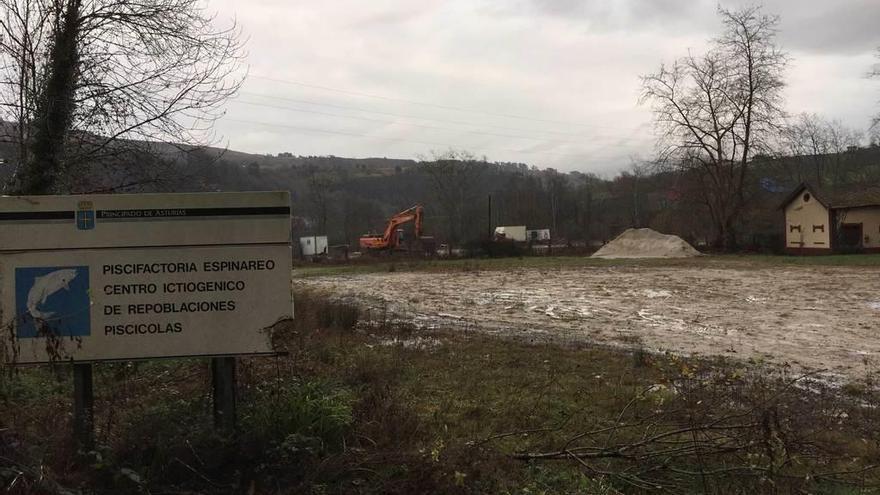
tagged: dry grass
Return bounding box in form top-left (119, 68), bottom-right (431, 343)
top-left (294, 253), bottom-right (880, 279)
top-left (2, 290), bottom-right (880, 494)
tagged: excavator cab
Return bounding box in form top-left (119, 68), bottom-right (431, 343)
top-left (359, 205), bottom-right (433, 255)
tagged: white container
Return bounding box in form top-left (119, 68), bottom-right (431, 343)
top-left (299, 235), bottom-right (328, 256)
top-left (494, 225), bottom-right (527, 242)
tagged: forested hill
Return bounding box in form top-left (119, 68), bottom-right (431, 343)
top-left (2, 133), bottom-right (877, 251)
top-left (155, 144), bottom-right (880, 252)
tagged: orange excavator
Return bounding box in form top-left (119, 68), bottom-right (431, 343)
top-left (359, 205), bottom-right (431, 252)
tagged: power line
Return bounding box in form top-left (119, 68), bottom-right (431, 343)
top-left (225, 117), bottom-right (458, 147)
top-left (222, 117), bottom-right (640, 160)
top-left (248, 74), bottom-right (643, 131)
top-left (238, 90), bottom-right (619, 139)
top-left (230, 98), bottom-right (603, 145)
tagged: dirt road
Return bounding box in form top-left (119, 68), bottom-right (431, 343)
top-left (297, 263), bottom-right (880, 381)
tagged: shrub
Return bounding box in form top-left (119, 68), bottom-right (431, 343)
top-left (295, 290), bottom-right (361, 331)
top-left (242, 379), bottom-right (354, 454)
top-left (463, 240), bottom-right (525, 258)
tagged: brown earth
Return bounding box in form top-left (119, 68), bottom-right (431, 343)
top-left (297, 263), bottom-right (880, 381)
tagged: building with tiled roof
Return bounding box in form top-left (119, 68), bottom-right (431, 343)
top-left (781, 182), bottom-right (880, 254)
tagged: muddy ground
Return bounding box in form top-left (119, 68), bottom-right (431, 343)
top-left (297, 263), bottom-right (880, 381)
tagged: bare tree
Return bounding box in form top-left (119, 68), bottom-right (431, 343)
top-left (0, 0), bottom-right (244, 194)
top-left (783, 113), bottom-right (831, 186)
top-left (871, 48), bottom-right (880, 133)
top-left (420, 149), bottom-right (485, 247)
top-left (305, 164), bottom-right (337, 234)
top-left (543, 168), bottom-right (566, 236)
top-left (570, 172), bottom-right (602, 243)
top-left (617, 161), bottom-right (648, 228)
top-left (641, 6), bottom-right (787, 250)
top-left (782, 113), bottom-right (863, 186)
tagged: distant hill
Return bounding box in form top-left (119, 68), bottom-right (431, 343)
top-left (173, 144), bottom-right (880, 252)
top-left (1, 128), bottom-right (879, 251)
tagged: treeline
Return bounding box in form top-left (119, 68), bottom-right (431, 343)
top-left (151, 143), bottom-right (880, 253)
top-left (0, 120), bottom-right (876, 252)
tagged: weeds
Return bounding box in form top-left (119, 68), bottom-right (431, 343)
top-left (631, 347), bottom-right (650, 368)
top-left (242, 379), bottom-right (354, 453)
top-left (3, 289), bottom-right (880, 494)
top-left (294, 253), bottom-right (880, 279)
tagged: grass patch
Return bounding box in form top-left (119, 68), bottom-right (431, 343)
top-left (3, 289), bottom-right (880, 493)
top-left (294, 253), bottom-right (880, 278)
top-left (722, 253), bottom-right (880, 266)
top-left (242, 379), bottom-right (354, 453)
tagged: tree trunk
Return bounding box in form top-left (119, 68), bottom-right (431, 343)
top-left (19, 0), bottom-right (81, 195)
top-left (722, 224), bottom-right (738, 251)
top-left (711, 220), bottom-right (725, 251)
top-left (714, 211), bottom-right (739, 252)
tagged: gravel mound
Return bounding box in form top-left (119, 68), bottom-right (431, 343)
top-left (592, 228), bottom-right (701, 259)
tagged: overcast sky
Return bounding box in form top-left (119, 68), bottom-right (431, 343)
top-left (208, 0), bottom-right (879, 175)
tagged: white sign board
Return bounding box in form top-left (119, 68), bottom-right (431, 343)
top-left (0, 192), bottom-right (292, 364)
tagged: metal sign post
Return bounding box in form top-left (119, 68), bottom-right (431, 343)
top-left (73, 363), bottom-right (95, 450)
top-left (211, 356), bottom-right (237, 432)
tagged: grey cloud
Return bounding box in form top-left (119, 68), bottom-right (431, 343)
top-left (347, 3), bottom-right (442, 29)
top-left (519, 0), bottom-right (879, 55)
top-left (206, 0), bottom-right (878, 173)
top-left (768, 0), bottom-right (880, 55)
top-left (501, 0), bottom-right (716, 34)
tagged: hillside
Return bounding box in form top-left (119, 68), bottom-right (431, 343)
top-left (152, 144), bottom-right (880, 252)
top-left (3, 135), bottom-right (879, 252)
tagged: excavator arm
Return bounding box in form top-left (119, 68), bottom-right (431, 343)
top-left (359, 205), bottom-right (423, 250)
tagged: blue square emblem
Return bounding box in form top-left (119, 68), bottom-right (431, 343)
top-left (15, 266), bottom-right (91, 338)
top-left (76, 210), bottom-right (95, 230)
top-left (76, 201), bottom-right (95, 230)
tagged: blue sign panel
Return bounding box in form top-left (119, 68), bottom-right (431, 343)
top-left (76, 200), bottom-right (95, 230)
top-left (15, 266), bottom-right (91, 338)
top-left (76, 209), bottom-right (95, 230)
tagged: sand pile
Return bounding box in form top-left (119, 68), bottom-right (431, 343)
top-left (591, 228), bottom-right (701, 259)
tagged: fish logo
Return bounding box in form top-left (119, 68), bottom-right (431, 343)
top-left (15, 266), bottom-right (91, 338)
top-left (26, 269), bottom-right (78, 321)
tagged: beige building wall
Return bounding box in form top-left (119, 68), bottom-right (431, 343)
top-left (784, 192), bottom-right (830, 249)
top-left (837, 207), bottom-right (880, 249)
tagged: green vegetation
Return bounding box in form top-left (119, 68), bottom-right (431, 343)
top-left (158, 142), bottom-right (880, 256)
top-left (725, 253), bottom-right (880, 266)
top-left (294, 253), bottom-right (880, 278)
top-left (3, 290), bottom-right (880, 493)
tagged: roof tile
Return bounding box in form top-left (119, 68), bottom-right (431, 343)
top-left (783, 182), bottom-right (880, 210)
